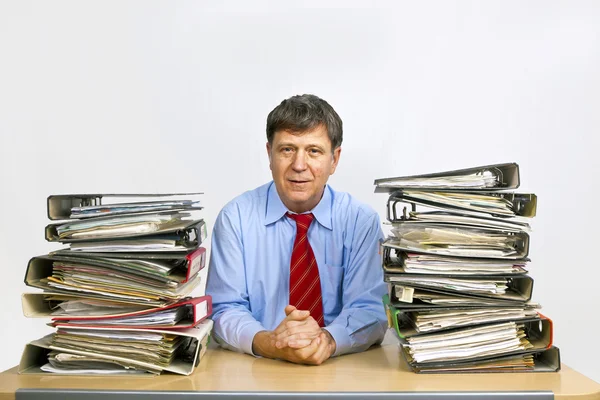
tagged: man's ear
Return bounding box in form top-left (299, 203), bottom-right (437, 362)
top-left (330, 146), bottom-right (341, 175)
top-left (266, 142), bottom-right (272, 170)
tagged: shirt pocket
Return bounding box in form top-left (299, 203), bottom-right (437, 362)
top-left (322, 263), bottom-right (344, 317)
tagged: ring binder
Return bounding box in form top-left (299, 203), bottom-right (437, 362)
top-left (374, 162), bottom-right (521, 192)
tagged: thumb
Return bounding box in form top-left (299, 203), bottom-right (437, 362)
top-left (285, 305), bottom-right (297, 316)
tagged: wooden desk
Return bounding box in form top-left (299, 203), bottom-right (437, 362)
top-left (0, 344), bottom-right (598, 400)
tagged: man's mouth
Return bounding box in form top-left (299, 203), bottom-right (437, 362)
top-left (289, 179), bottom-right (310, 184)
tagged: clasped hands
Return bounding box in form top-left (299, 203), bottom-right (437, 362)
top-left (252, 305), bottom-right (336, 365)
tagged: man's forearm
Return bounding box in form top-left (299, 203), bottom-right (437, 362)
top-left (325, 309), bottom-right (386, 357)
top-left (212, 308), bottom-right (266, 355)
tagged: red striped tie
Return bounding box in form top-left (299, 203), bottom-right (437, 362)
top-left (286, 212), bottom-right (324, 327)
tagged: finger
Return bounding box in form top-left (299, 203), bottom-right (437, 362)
top-left (274, 320), bottom-right (320, 341)
top-left (282, 319), bottom-right (307, 330)
top-left (284, 305), bottom-right (296, 316)
top-left (273, 316), bottom-right (301, 335)
top-left (287, 309), bottom-right (310, 321)
top-left (273, 322), bottom-right (287, 335)
top-left (275, 329), bottom-right (320, 346)
top-left (286, 338), bottom-right (313, 349)
top-left (273, 310), bottom-right (312, 335)
top-left (305, 333), bottom-right (331, 365)
top-left (276, 331), bottom-right (321, 349)
top-left (275, 323), bottom-right (320, 341)
top-left (294, 336), bottom-right (321, 360)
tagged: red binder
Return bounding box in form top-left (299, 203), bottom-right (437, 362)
top-left (51, 295), bottom-right (212, 330)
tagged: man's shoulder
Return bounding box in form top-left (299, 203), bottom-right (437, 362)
top-left (220, 182), bottom-right (271, 215)
top-left (329, 186), bottom-right (378, 221)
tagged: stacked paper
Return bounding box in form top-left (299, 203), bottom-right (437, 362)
top-left (375, 163), bottom-right (561, 373)
top-left (19, 194), bottom-right (213, 376)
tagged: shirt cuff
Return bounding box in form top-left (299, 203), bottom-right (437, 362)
top-left (323, 324), bottom-right (351, 357)
top-left (238, 321), bottom-right (267, 356)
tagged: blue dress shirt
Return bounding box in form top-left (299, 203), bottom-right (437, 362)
top-left (206, 181), bottom-right (387, 357)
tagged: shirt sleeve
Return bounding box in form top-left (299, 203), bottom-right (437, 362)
top-left (323, 211), bottom-right (388, 357)
top-left (206, 205), bottom-right (265, 356)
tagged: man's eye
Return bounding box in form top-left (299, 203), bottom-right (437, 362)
top-left (309, 149), bottom-right (321, 155)
top-left (282, 147), bottom-right (293, 153)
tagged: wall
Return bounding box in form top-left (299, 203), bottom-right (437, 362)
top-left (0, 0), bottom-right (598, 382)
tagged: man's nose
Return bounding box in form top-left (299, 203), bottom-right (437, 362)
top-left (291, 150), bottom-right (308, 171)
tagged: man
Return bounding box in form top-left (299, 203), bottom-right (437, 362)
top-left (206, 94), bottom-right (387, 365)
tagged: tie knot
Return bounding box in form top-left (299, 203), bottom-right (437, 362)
top-left (286, 212), bottom-right (314, 232)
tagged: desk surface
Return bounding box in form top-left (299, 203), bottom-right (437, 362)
top-left (0, 344), bottom-right (599, 400)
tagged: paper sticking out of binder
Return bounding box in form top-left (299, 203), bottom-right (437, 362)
top-left (376, 162), bottom-right (560, 374)
top-left (384, 227), bottom-right (530, 260)
top-left (23, 293), bottom-right (211, 329)
top-left (383, 295), bottom-right (559, 373)
top-left (19, 319), bottom-right (213, 376)
top-left (374, 163), bottom-right (520, 192)
top-left (24, 252), bottom-right (205, 307)
top-left (382, 246), bottom-right (529, 276)
top-left (47, 193), bottom-right (203, 220)
top-left (386, 191), bottom-right (537, 222)
top-left (45, 193), bottom-right (207, 253)
top-left (21, 191), bottom-right (213, 376)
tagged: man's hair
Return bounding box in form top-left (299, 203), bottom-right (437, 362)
top-left (266, 94), bottom-right (343, 151)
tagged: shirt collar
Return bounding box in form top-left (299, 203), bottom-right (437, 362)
top-left (264, 182), bottom-right (333, 230)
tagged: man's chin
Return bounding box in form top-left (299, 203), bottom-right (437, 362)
top-left (285, 196), bottom-right (316, 213)
top-left (288, 195), bottom-right (310, 205)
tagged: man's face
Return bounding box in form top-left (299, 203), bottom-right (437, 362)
top-left (267, 124), bottom-right (341, 213)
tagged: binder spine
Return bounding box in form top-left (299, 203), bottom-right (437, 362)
top-left (184, 247), bottom-right (206, 282)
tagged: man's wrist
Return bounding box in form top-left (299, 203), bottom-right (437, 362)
top-left (252, 330), bottom-right (275, 358)
top-left (321, 328), bottom-right (337, 354)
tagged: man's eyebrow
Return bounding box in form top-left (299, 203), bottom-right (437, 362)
top-left (276, 142), bottom-right (327, 150)
top-left (276, 142), bottom-right (297, 148)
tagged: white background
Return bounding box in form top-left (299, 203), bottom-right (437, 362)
top-left (1, 0), bottom-right (599, 382)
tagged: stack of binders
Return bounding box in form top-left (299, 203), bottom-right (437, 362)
top-left (375, 163), bottom-right (561, 373)
top-left (19, 193), bottom-right (213, 376)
